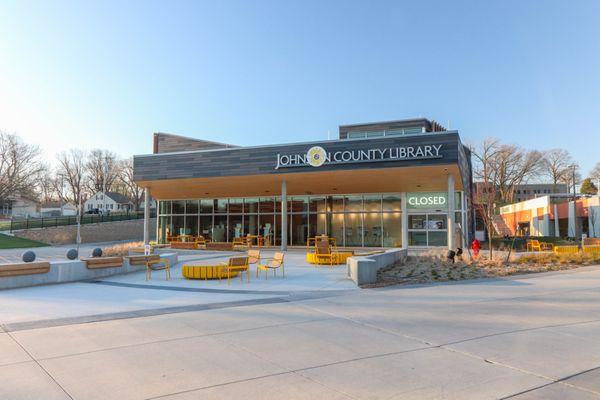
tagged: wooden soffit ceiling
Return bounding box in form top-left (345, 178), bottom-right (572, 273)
top-left (137, 164), bottom-right (463, 200)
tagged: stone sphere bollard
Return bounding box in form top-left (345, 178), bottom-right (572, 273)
top-left (66, 249), bottom-right (78, 260)
top-left (22, 251), bottom-right (36, 263)
top-left (92, 248), bottom-right (103, 258)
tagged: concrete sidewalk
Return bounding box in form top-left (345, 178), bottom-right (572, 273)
top-left (1, 259), bottom-right (600, 398)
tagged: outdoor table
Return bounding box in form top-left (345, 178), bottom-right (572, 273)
top-left (246, 235), bottom-right (264, 247)
top-left (179, 234), bottom-right (192, 243)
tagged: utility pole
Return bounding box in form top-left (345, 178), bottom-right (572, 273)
top-left (571, 164), bottom-right (577, 202)
top-left (76, 196), bottom-right (82, 254)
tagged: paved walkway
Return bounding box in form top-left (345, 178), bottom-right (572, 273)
top-left (1, 251), bottom-right (600, 399)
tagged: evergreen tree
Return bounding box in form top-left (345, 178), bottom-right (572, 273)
top-left (580, 178), bottom-right (598, 195)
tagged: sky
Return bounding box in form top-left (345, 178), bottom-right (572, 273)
top-left (1, 0), bottom-right (599, 176)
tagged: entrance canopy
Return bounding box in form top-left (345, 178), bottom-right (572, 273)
top-left (134, 131), bottom-right (471, 200)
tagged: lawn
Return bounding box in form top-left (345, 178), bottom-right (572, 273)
top-left (0, 234), bottom-right (49, 249)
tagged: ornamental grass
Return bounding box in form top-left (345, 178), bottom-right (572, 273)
top-left (372, 249), bottom-right (600, 288)
top-left (102, 241), bottom-right (144, 257)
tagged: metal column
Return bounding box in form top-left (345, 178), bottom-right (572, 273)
top-left (401, 192), bottom-right (408, 249)
top-left (143, 187), bottom-right (150, 245)
top-left (447, 174), bottom-right (455, 250)
top-left (281, 181), bottom-right (287, 251)
top-left (554, 203), bottom-right (560, 237)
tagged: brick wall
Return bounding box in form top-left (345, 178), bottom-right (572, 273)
top-left (14, 218), bottom-right (157, 245)
top-left (153, 132), bottom-right (237, 153)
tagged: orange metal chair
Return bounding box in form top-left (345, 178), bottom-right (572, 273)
top-left (221, 256), bottom-right (250, 284)
top-left (257, 252), bottom-right (285, 279)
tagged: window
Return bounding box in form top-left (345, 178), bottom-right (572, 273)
top-left (365, 131), bottom-right (384, 138)
top-left (403, 127), bottom-right (423, 135)
top-left (408, 213), bottom-right (447, 246)
top-left (386, 129), bottom-right (404, 136)
top-left (382, 195), bottom-right (401, 212)
top-left (172, 201), bottom-right (185, 214)
top-left (157, 194), bottom-right (409, 248)
top-left (347, 132), bottom-right (366, 139)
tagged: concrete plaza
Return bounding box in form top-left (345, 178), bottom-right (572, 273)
top-left (1, 249), bottom-right (600, 399)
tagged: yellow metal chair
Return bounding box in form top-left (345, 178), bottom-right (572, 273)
top-left (257, 252), bottom-right (285, 279)
top-left (526, 240), bottom-right (552, 252)
top-left (232, 237), bottom-right (247, 248)
top-left (314, 241), bottom-right (335, 266)
top-left (221, 256), bottom-right (250, 284)
top-left (146, 258), bottom-right (171, 281)
top-left (195, 235), bottom-right (207, 246)
top-left (527, 240), bottom-right (541, 252)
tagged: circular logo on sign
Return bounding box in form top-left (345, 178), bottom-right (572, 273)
top-left (306, 146), bottom-right (327, 167)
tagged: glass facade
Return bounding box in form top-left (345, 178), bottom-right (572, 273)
top-left (346, 127), bottom-right (425, 139)
top-left (157, 192), bottom-right (465, 247)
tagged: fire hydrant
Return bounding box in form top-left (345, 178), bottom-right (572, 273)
top-left (471, 238), bottom-right (481, 258)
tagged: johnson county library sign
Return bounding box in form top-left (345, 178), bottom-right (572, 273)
top-left (275, 144), bottom-right (444, 170)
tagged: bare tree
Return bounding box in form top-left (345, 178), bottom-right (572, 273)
top-left (472, 138), bottom-right (501, 258)
top-left (119, 158), bottom-right (143, 211)
top-left (56, 149), bottom-right (88, 213)
top-left (0, 132), bottom-right (44, 201)
top-left (35, 166), bottom-right (59, 204)
top-left (542, 149), bottom-right (574, 192)
top-left (85, 149), bottom-right (120, 194)
top-left (492, 145), bottom-right (544, 203)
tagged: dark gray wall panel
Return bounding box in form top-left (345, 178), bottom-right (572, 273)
top-left (134, 132), bottom-right (470, 182)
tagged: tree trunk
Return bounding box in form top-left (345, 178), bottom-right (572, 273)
top-left (488, 220), bottom-right (493, 259)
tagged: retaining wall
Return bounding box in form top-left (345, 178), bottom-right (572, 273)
top-left (0, 252), bottom-right (177, 290)
top-left (347, 248), bottom-right (408, 286)
top-left (13, 218), bottom-right (157, 245)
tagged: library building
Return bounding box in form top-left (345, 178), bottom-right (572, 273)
top-left (133, 118), bottom-right (473, 250)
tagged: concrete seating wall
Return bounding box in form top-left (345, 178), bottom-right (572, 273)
top-left (0, 252), bottom-right (178, 290)
top-left (347, 248), bottom-right (408, 286)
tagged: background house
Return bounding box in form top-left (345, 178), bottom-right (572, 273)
top-left (40, 201), bottom-right (78, 217)
top-left (139, 193), bottom-right (157, 211)
top-left (0, 194), bottom-right (39, 218)
top-left (84, 192), bottom-right (133, 213)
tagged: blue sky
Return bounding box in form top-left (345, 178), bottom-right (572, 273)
top-left (1, 0), bottom-right (599, 176)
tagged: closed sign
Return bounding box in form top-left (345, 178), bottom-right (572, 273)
top-left (407, 192), bottom-right (448, 209)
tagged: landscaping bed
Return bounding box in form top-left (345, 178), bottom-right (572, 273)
top-left (369, 250), bottom-right (600, 288)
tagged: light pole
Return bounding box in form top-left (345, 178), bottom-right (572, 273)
top-left (76, 196), bottom-right (82, 254)
top-left (569, 164), bottom-right (577, 201)
top-left (59, 175), bottom-right (65, 216)
top-left (102, 156), bottom-right (108, 215)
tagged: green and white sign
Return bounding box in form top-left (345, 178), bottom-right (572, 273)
top-left (407, 192), bottom-right (448, 209)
